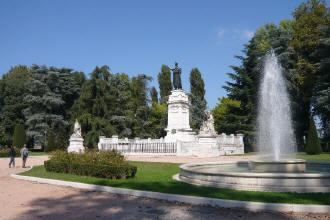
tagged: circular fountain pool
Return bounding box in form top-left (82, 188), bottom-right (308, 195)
top-left (178, 161), bottom-right (330, 193)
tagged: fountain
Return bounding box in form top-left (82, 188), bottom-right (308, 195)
top-left (250, 50), bottom-right (305, 173)
top-left (177, 50), bottom-right (330, 192)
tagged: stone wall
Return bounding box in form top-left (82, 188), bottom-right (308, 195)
top-left (98, 133), bottom-right (244, 157)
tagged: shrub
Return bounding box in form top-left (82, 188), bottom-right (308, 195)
top-left (306, 117), bottom-right (322, 155)
top-left (50, 149), bottom-right (127, 166)
top-left (12, 124), bottom-right (26, 148)
top-left (44, 160), bottom-right (137, 179)
top-left (44, 150), bottom-right (137, 179)
top-left (0, 147), bottom-right (21, 157)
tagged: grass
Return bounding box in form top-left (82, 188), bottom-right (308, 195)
top-left (19, 160), bottom-right (330, 205)
top-left (297, 152), bottom-right (330, 162)
top-left (29, 151), bottom-right (49, 156)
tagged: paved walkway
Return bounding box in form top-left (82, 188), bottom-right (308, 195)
top-left (0, 156), bottom-right (329, 220)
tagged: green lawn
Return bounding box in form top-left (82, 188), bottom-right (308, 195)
top-left (297, 152), bottom-right (330, 162)
top-left (29, 152), bottom-right (49, 156)
top-left (19, 160), bottom-right (330, 205)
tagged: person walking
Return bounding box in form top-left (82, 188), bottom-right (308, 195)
top-left (9, 146), bottom-right (16, 168)
top-left (20, 144), bottom-right (28, 168)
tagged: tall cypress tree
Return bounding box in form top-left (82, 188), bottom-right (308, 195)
top-left (189, 68), bottom-right (207, 130)
top-left (12, 124), bottom-right (26, 148)
top-left (157, 65), bottom-right (172, 104)
top-left (150, 87), bottom-right (158, 104)
top-left (306, 117), bottom-right (322, 154)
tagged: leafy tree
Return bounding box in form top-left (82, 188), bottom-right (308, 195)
top-left (189, 68), bottom-right (207, 131)
top-left (312, 9), bottom-right (330, 146)
top-left (150, 86), bottom-right (158, 104)
top-left (0, 65), bottom-right (30, 145)
top-left (291, 0), bottom-right (328, 149)
top-left (306, 117), bottom-right (322, 154)
top-left (213, 97), bottom-right (242, 135)
top-left (157, 65), bottom-right (172, 104)
top-left (12, 124), bottom-right (26, 148)
top-left (149, 103), bottom-right (167, 138)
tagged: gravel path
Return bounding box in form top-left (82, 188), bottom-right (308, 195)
top-left (0, 155), bottom-right (329, 220)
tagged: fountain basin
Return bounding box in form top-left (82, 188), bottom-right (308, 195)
top-left (178, 162), bottom-right (330, 193)
top-left (249, 159), bottom-right (306, 173)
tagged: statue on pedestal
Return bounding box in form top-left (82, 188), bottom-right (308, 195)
top-left (68, 119), bottom-right (85, 153)
top-left (170, 62), bottom-right (182, 90)
top-left (199, 110), bottom-right (217, 136)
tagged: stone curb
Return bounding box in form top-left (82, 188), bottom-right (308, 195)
top-left (11, 173), bottom-right (330, 214)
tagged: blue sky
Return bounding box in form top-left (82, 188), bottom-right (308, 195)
top-left (0, 0), bottom-right (308, 108)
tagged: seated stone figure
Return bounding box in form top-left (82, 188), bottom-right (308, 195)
top-left (199, 110), bottom-right (217, 136)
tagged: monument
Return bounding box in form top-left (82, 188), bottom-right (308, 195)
top-left (68, 119), bottom-right (85, 153)
top-left (164, 62), bottom-right (196, 142)
top-left (98, 62), bottom-right (244, 157)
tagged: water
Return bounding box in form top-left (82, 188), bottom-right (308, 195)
top-left (257, 50), bottom-right (296, 161)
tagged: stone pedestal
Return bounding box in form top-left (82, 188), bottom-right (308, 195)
top-left (164, 90), bottom-right (196, 142)
top-left (68, 136), bottom-right (85, 153)
top-left (192, 135), bottom-right (220, 157)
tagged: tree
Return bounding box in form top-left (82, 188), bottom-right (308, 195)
top-left (306, 117), bottom-right (322, 154)
top-left (12, 124), bottom-right (26, 148)
top-left (312, 9), bottom-right (330, 147)
top-left (291, 0), bottom-right (328, 149)
top-left (149, 103), bottom-right (167, 138)
top-left (157, 65), bottom-right (172, 104)
top-left (45, 131), bottom-right (56, 152)
top-left (108, 73), bottom-right (134, 138)
top-left (213, 97), bottom-right (242, 135)
top-left (150, 87), bottom-right (158, 104)
top-left (72, 66), bottom-right (115, 148)
top-left (23, 65), bottom-right (80, 148)
top-left (189, 68), bottom-right (207, 131)
top-left (131, 74), bottom-right (152, 138)
top-left (0, 65), bottom-right (30, 145)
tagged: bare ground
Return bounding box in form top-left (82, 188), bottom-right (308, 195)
top-left (0, 155), bottom-right (329, 220)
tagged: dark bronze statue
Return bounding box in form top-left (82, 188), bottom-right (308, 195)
top-left (170, 62), bottom-right (182, 90)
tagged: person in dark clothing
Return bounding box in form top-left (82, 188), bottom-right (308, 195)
top-left (9, 146), bottom-right (16, 168)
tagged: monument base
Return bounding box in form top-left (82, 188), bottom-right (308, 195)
top-left (68, 136), bottom-right (85, 153)
top-left (192, 135), bottom-right (220, 157)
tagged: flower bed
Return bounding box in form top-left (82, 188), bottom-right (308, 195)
top-left (44, 150), bottom-right (137, 179)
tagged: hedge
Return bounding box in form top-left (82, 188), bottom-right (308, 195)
top-left (44, 160), bottom-right (137, 179)
top-left (0, 148), bottom-right (21, 158)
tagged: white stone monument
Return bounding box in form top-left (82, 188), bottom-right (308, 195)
top-left (68, 119), bottom-right (85, 153)
top-left (164, 89), bottom-right (196, 142)
top-left (193, 110), bottom-right (220, 157)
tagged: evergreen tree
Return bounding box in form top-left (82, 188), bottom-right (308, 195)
top-left (72, 66), bottom-right (115, 148)
top-left (131, 74), bottom-right (152, 138)
top-left (23, 65), bottom-right (80, 147)
top-left (108, 73), bottom-right (134, 138)
top-left (306, 117), bottom-right (322, 154)
top-left (157, 65), bottom-right (172, 104)
top-left (189, 68), bottom-right (207, 131)
top-left (12, 124), bottom-right (26, 148)
top-left (45, 131), bottom-right (56, 152)
top-left (150, 87), bottom-right (158, 104)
